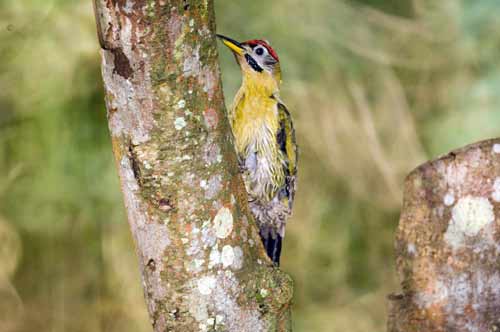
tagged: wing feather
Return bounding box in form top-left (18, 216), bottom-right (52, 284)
top-left (276, 102), bottom-right (298, 210)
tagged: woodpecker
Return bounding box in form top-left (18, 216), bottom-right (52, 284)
top-left (217, 34), bottom-right (298, 265)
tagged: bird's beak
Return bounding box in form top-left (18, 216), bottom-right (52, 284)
top-left (216, 34), bottom-right (244, 55)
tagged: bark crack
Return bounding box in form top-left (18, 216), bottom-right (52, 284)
top-left (128, 141), bottom-right (142, 186)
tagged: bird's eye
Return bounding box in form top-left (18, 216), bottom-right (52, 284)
top-left (255, 47), bottom-right (265, 56)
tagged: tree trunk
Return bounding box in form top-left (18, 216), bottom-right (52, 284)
top-left (389, 138), bottom-right (500, 332)
top-left (92, 1), bottom-right (293, 331)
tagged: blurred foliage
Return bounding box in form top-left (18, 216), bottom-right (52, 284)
top-left (0, 0), bottom-right (499, 331)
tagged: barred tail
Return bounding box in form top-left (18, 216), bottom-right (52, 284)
top-left (259, 228), bottom-right (282, 265)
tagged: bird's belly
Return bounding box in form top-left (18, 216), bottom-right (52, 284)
top-left (239, 136), bottom-right (284, 201)
top-left (244, 152), bottom-right (274, 196)
top-left (232, 98), bottom-right (283, 200)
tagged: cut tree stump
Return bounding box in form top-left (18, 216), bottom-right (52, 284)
top-left (389, 138), bottom-right (500, 332)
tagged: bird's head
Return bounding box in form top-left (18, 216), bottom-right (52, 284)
top-left (217, 34), bottom-right (282, 86)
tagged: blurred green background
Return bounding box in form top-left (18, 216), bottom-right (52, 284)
top-left (1, 0), bottom-right (500, 331)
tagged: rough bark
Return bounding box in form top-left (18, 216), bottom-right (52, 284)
top-left (92, 1), bottom-right (293, 331)
top-left (389, 138), bottom-right (500, 332)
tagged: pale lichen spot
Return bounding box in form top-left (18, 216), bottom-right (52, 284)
top-left (202, 140), bottom-right (221, 166)
top-left (445, 163), bottom-right (468, 189)
top-left (205, 175), bottom-right (222, 199)
top-left (213, 207), bottom-right (233, 239)
top-left (186, 235), bottom-right (202, 256)
top-left (177, 99), bottom-right (186, 108)
top-left (444, 192), bottom-right (455, 206)
top-left (201, 223), bottom-right (217, 248)
top-left (174, 117), bottom-right (187, 130)
top-left (221, 245), bottom-right (234, 268)
top-left (123, 0), bottom-right (133, 13)
top-left (444, 196), bottom-right (494, 249)
top-left (415, 279), bottom-right (448, 308)
top-left (493, 144), bottom-right (500, 154)
top-left (201, 66), bottom-right (216, 96)
top-left (492, 177), bottom-right (500, 202)
top-left (195, 259), bottom-right (204, 269)
top-left (260, 288), bottom-right (269, 298)
top-left (212, 199), bottom-right (223, 211)
top-left (206, 317), bottom-right (215, 325)
top-left (208, 246), bottom-right (221, 268)
top-left (200, 179), bottom-right (208, 189)
top-left (407, 243), bottom-right (416, 255)
top-left (452, 197), bottom-right (494, 236)
top-left (468, 148), bottom-right (483, 168)
top-left (232, 246), bottom-right (244, 270)
top-left (183, 45), bottom-right (201, 77)
top-left (189, 258), bottom-right (205, 273)
top-left (198, 25), bottom-right (210, 37)
top-left (197, 275), bottom-right (216, 295)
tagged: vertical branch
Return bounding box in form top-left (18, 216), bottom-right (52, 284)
top-left (389, 138), bottom-right (500, 331)
top-left (92, 0), bottom-right (293, 331)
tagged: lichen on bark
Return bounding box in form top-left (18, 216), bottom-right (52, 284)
top-left (389, 138), bottom-right (500, 332)
top-left (93, 0), bottom-right (293, 331)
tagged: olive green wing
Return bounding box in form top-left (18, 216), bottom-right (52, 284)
top-left (276, 102), bottom-right (298, 210)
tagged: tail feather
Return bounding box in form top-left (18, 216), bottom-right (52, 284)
top-left (259, 228), bottom-right (282, 265)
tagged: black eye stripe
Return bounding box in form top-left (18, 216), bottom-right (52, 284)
top-left (245, 54), bottom-right (263, 72)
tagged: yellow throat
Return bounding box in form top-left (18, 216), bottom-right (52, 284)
top-left (230, 69), bottom-right (281, 155)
